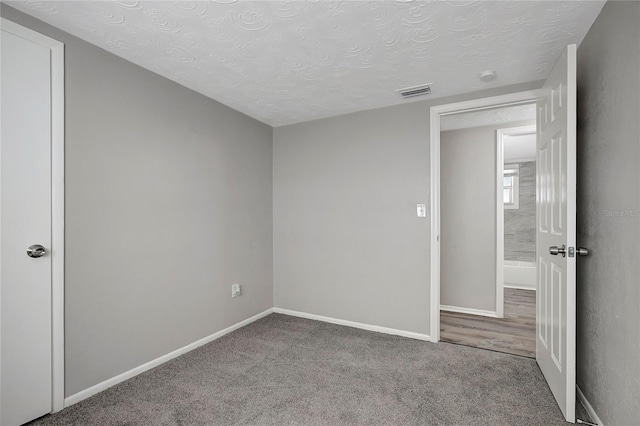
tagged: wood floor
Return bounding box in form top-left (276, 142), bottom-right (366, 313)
top-left (440, 288), bottom-right (536, 358)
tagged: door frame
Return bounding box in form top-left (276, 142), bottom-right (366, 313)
top-left (496, 128), bottom-right (505, 319)
top-left (429, 90), bottom-right (544, 342)
top-left (1, 18), bottom-right (65, 413)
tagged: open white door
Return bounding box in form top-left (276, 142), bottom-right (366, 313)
top-left (536, 44), bottom-right (577, 423)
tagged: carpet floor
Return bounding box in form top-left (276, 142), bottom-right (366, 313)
top-left (30, 314), bottom-right (588, 425)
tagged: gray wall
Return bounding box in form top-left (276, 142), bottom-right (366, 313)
top-left (273, 83), bottom-right (542, 335)
top-left (440, 126), bottom-right (497, 312)
top-left (1, 6), bottom-right (274, 397)
top-left (576, 1), bottom-right (640, 424)
top-left (504, 161), bottom-right (536, 263)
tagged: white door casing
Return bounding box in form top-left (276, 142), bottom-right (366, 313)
top-left (535, 44), bottom-right (577, 423)
top-left (429, 89), bottom-right (544, 343)
top-left (0, 18), bottom-right (65, 424)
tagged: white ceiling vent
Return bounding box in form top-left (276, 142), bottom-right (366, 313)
top-left (397, 84), bottom-right (432, 99)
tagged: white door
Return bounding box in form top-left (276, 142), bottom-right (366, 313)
top-left (536, 44), bottom-right (577, 423)
top-left (1, 25), bottom-right (54, 425)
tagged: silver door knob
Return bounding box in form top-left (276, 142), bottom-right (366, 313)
top-left (576, 247), bottom-right (589, 256)
top-left (549, 245), bottom-right (566, 257)
top-left (26, 244), bottom-right (46, 258)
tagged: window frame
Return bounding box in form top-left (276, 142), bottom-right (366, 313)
top-left (503, 164), bottom-right (520, 210)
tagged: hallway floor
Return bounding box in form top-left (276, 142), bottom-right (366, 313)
top-left (440, 288), bottom-right (536, 358)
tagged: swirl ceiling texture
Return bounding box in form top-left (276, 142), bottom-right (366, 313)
top-left (7, 1), bottom-right (605, 126)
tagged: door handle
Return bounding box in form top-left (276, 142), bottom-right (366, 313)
top-left (26, 244), bottom-right (46, 258)
top-left (576, 247), bottom-right (589, 256)
top-left (549, 245), bottom-right (566, 257)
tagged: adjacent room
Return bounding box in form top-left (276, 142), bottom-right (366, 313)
top-left (1, 1), bottom-right (638, 425)
top-left (439, 104), bottom-right (538, 358)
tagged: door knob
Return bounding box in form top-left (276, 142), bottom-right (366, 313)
top-left (576, 247), bottom-right (589, 256)
top-left (549, 245), bottom-right (566, 257)
top-left (26, 244), bottom-right (46, 258)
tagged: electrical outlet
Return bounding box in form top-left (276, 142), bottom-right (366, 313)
top-left (231, 283), bottom-right (241, 298)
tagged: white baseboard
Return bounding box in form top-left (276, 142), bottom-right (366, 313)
top-left (577, 385), bottom-right (604, 425)
top-left (504, 283), bottom-right (536, 291)
top-left (64, 308), bottom-right (274, 407)
top-left (440, 305), bottom-right (498, 318)
top-left (273, 308), bottom-right (432, 342)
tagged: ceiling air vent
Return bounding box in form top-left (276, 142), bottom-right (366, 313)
top-left (397, 83), bottom-right (432, 99)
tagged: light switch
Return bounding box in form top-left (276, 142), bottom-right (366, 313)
top-left (417, 204), bottom-right (427, 218)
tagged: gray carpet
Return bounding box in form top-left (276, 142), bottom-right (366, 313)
top-left (30, 314), bottom-right (590, 425)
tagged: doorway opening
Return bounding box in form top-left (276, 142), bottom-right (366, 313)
top-left (437, 109), bottom-right (537, 358)
top-left (427, 89), bottom-right (546, 347)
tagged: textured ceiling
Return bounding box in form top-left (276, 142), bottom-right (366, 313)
top-left (440, 103), bottom-right (536, 131)
top-left (7, 1), bottom-right (605, 126)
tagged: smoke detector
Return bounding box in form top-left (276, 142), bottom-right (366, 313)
top-left (396, 83), bottom-right (432, 99)
top-left (479, 70), bottom-right (496, 82)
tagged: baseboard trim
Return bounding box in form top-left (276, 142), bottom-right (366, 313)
top-left (64, 308), bottom-right (274, 408)
top-left (273, 308), bottom-right (432, 342)
top-left (440, 305), bottom-right (498, 318)
top-left (504, 283), bottom-right (536, 291)
top-left (576, 385), bottom-right (604, 425)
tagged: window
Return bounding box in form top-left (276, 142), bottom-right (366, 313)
top-left (503, 164), bottom-right (519, 209)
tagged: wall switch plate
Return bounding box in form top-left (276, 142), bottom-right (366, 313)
top-left (417, 204), bottom-right (427, 218)
top-left (231, 283), bottom-right (241, 298)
